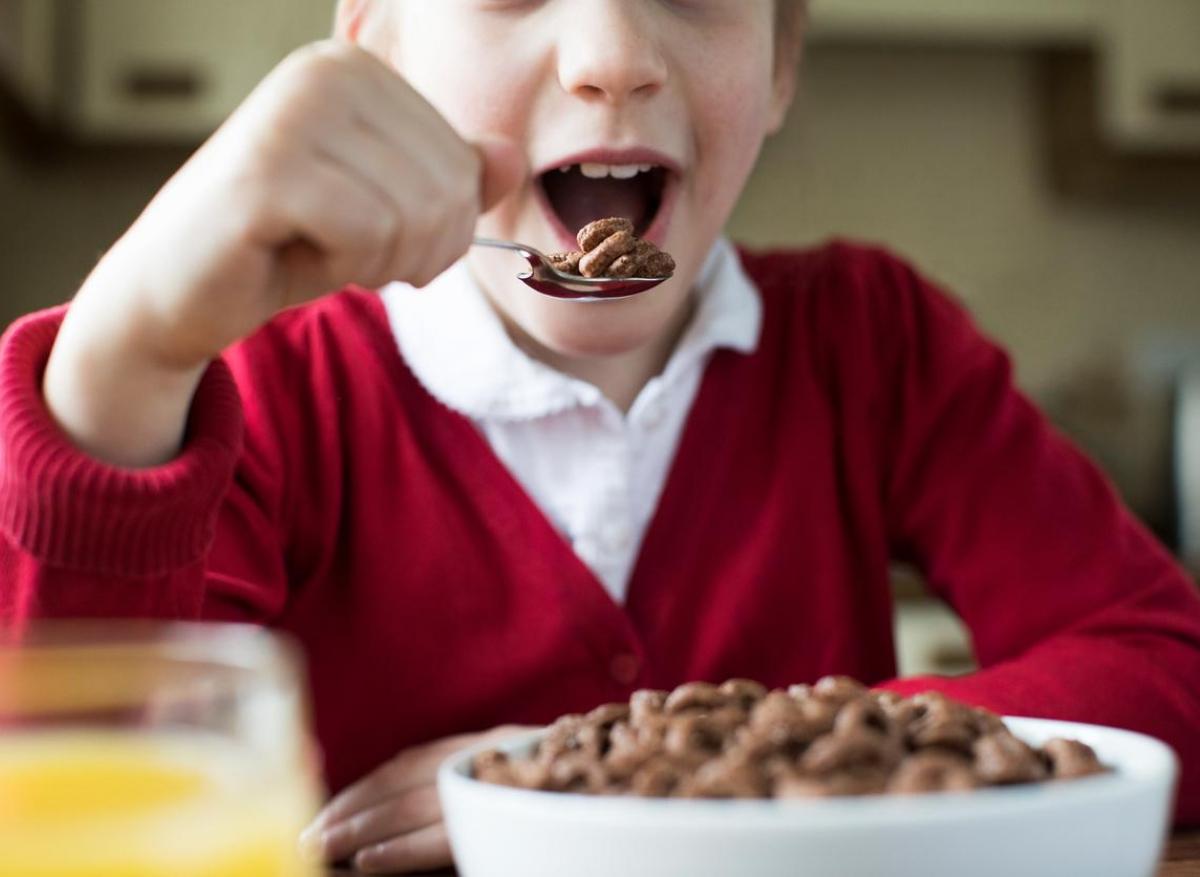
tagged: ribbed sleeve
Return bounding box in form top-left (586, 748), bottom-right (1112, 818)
top-left (0, 308), bottom-right (245, 576)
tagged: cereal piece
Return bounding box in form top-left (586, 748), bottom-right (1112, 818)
top-left (472, 749), bottom-right (517, 786)
top-left (905, 692), bottom-right (980, 754)
top-left (974, 731), bottom-right (1049, 785)
top-left (637, 249), bottom-right (675, 278)
top-left (833, 697), bottom-right (894, 738)
top-left (801, 727), bottom-right (904, 776)
top-left (887, 752), bottom-right (978, 794)
top-left (972, 707), bottom-right (1008, 736)
top-left (578, 217), bottom-right (634, 252)
top-left (630, 689), bottom-right (668, 723)
top-left (605, 720), bottom-right (664, 779)
top-left (664, 714), bottom-right (729, 763)
top-left (1041, 738), bottom-right (1107, 780)
top-left (586, 702), bottom-right (631, 729)
top-left (664, 681), bottom-right (724, 714)
top-left (797, 697), bottom-right (839, 735)
top-left (537, 714), bottom-right (596, 762)
top-left (787, 683), bottom-right (813, 700)
top-left (510, 758), bottom-right (553, 790)
top-left (812, 675), bottom-right (868, 705)
top-left (719, 679), bottom-right (768, 709)
top-left (579, 230), bottom-right (636, 278)
top-left (548, 251), bottom-right (582, 275)
top-left (545, 752), bottom-right (610, 794)
top-left (679, 754), bottom-right (769, 799)
top-left (629, 758), bottom-right (683, 797)
top-left (777, 767), bottom-right (889, 798)
top-left (745, 691), bottom-right (824, 755)
top-left (606, 253), bottom-right (640, 278)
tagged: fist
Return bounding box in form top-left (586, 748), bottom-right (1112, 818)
top-left (91, 40), bottom-right (524, 371)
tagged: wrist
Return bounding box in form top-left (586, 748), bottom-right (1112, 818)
top-left (44, 291), bottom-right (209, 469)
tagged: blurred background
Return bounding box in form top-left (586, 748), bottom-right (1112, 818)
top-left (2, 0), bottom-right (1199, 674)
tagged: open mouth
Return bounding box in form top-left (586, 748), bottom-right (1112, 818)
top-left (537, 161), bottom-right (674, 248)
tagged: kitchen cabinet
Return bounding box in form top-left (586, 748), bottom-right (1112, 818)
top-left (72, 0), bottom-right (333, 139)
top-left (0, 0), bottom-right (56, 118)
top-left (1102, 0), bottom-right (1200, 150)
top-left (0, 0), bottom-right (333, 141)
top-left (809, 0), bottom-right (1101, 45)
top-left (811, 0), bottom-right (1200, 152)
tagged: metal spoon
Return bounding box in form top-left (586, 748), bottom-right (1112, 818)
top-left (473, 238), bottom-right (671, 303)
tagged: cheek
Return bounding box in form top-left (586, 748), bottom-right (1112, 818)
top-left (682, 37), bottom-right (776, 212)
top-left (392, 17), bottom-right (533, 143)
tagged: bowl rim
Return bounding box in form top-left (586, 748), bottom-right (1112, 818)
top-left (438, 716), bottom-right (1178, 829)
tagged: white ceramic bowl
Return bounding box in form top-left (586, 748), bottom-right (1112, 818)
top-left (439, 717), bottom-right (1177, 877)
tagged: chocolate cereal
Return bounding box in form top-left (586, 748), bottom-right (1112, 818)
top-left (472, 677), bottom-right (1109, 800)
top-left (548, 218), bottom-right (675, 280)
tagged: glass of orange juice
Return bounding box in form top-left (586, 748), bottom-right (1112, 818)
top-left (0, 622), bottom-right (323, 877)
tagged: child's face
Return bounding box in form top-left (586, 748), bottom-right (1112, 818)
top-left (354, 0), bottom-right (797, 359)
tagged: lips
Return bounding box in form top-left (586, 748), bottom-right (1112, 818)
top-left (534, 148), bottom-right (681, 251)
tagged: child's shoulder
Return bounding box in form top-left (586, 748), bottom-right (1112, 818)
top-left (734, 238), bottom-right (987, 372)
top-left (737, 238), bottom-right (971, 329)
top-left (736, 238), bottom-right (930, 302)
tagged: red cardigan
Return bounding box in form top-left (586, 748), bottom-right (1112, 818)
top-left (2, 243), bottom-right (1199, 821)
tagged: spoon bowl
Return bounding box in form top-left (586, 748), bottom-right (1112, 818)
top-left (473, 237), bottom-right (670, 302)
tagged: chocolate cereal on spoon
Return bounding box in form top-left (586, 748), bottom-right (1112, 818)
top-left (549, 217), bottom-right (675, 280)
top-left (473, 217), bottom-right (675, 303)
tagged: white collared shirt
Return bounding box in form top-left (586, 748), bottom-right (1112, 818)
top-left (382, 238), bottom-right (762, 603)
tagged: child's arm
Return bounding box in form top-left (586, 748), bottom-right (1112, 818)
top-left (846, 250), bottom-right (1200, 824)
top-left (1, 41), bottom-right (521, 619)
top-left (41, 40), bottom-right (520, 469)
top-left (0, 308), bottom-right (283, 622)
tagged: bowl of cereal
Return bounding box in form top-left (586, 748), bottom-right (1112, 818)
top-left (439, 678), bottom-right (1177, 877)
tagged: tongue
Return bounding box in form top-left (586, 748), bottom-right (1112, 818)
top-left (542, 172), bottom-right (652, 237)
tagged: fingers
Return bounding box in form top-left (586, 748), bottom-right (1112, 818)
top-left (310, 125), bottom-right (471, 288)
top-left (354, 822), bottom-right (453, 875)
top-left (244, 41), bottom-right (523, 293)
top-left (315, 733), bottom-right (475, 831)
top-left (313, 726), bottom-right (535, 833)
top-left (304, 726), bottom-right (539, 871)
top-left (319, 784), bottom-right (442, 864)
top-left (264, 154), bottom-right (398, 305)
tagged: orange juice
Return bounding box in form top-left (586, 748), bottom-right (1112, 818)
top-left (0, 730), bottom-right (320, 877)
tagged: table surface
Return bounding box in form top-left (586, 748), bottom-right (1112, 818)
top-left (330, 830), bottom-right (1200, 876)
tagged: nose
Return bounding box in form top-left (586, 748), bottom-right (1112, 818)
top-left (556, 0), bottom-right (667, 105)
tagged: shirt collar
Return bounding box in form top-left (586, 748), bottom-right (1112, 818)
top-left (381, 237), bottom-right (762, 422)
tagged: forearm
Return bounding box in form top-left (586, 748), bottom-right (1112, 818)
top-left (43, 267), bottom-right (208, 468)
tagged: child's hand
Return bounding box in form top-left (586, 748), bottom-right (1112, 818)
top-left (43, 40), bottom-right (524, 467)
top-left (304, 725), bottom-right (534, 874)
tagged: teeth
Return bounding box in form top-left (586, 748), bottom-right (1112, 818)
top-left (569, 162), bottom-right (658, 179)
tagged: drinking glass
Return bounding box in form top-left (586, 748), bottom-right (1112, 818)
top-left (0, 622), bottom-right (323, 876)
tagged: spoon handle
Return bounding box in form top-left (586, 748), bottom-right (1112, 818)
top-left (472, 237), bottom-right (549, 268)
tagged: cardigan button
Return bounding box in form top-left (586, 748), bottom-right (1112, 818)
top-left (610, 652), bottom-right (641, 686)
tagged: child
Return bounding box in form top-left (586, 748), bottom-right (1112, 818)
top-left (2, 0), bottom-right (1198, 872)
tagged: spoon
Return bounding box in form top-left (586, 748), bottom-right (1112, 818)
top-left (473, 238), bottom-right (671, 303)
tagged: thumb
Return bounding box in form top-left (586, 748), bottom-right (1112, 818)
top-left (475, 136), bottom-right (526, 213)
